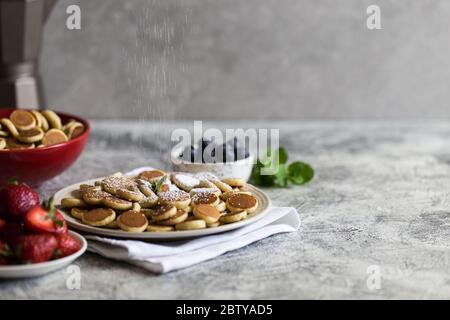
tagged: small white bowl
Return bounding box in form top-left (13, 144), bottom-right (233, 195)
top-left (0, 231), bottom-right (87, 279)
top-left (171, 146), bottom-right (255, 181)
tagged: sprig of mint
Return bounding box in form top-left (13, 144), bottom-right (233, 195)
top-left (250, 147), bottom-right (314, 188)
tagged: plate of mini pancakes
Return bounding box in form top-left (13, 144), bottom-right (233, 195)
top-left (53, 169), bottom-right (271, 240)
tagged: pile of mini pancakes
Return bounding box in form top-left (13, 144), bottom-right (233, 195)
top-left (60, 170), bottom-right (259, 233)
top-left (0, 109), bottom-right (85, 150)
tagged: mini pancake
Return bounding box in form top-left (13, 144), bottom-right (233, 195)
top-left (132, 202), bottom-right (141, 212)
top-left (103, 196), bottom-right (133, 211)
top-left (16, 127), bottom-right (44, 144)
top-left (226, 193), bottom-right (258, 214)
top-left (66, 122), bottom-right (85, 139)
top-left (220, 211), bottom-right (247, 224)
top-left (191, 192), bottom-right (220, 207)
top-left (31, 110), bottom-right (49, 131)
top-left (150, 204), bottom-right (177, 222)
top-left (10, 110), bottom-right (36, 131)
top-left (0, 138), bottom-right (5, 150)
top-left (198, 179), bottom-right (220, 190)
top-left (70, 208), bottom-right (87, 220)
top-left (61, 197), bottom-right (87, 208)
top-left (207, 221), bottom-right (221, 228)
top-left (117, 210), bottom-right (148, 233)
top-left (175, 219), bottom-right (206, 231)
top-left (221, 178), bottom-right (246, 188)
top-left (6, 138), bottom-right (34, 150)
top-left (82, 208), bottom-right (116, 227)
top-left (139, 194), bottom-right (159, 208)
top-left (137, 180), bottom-right (157, 197)
top-left (147, 224), bottom-right (174, 232)
top-left (137, 170), bottom-right (166, 183)
top-left (101, 176), bottom-right (137, 195)
top-left (116, 188), bottom-right (144, 202)
top-left (81, 188), bottom-right (110, 205)
top-left (171, 173), bottom-right (200, 191)
top-left (193, 204), bottom-right (221, 224)
top-left (220, 190), bottom-right (252, 201)
top-left (42, 129), bottom-right (68, 146)
top-left (0, 119), bottom-right (19, 137)
top-left (41, 110), bottom-right (62, 129)
top-left (216, 200), bottom-right (226, 212)
top-left (0, 130), bottom-right (9, 138)
top-left (105, 221), bottom-right (119, 229)
top-left (211, 180), bottom-right (233, 193)
top-left (158, 190), bottom-right (191, 209)
top-left (190, 188), bottom-right (221, 197)
top-left (158, 209), bottom-right (189, 226)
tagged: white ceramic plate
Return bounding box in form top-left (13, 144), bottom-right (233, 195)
top-left (53, 178), bottom-right (271, 240)
top-left (0, 231), bottom-right (87, 279)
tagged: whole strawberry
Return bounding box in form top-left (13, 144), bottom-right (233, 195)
top-left (0, 240), bottom-right (13, 265)
top-left (55, 233), bottom-right (81, 258)
top-left (16, 234), bottom-right (58, 264)
top-left (0, 180), bottom-right (40, 222)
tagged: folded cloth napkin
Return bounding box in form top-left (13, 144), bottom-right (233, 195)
top-left (85, 167), bottom-right (301, 274)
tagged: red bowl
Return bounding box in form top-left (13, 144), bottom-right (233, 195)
top-left (0, 109), bottom-right (90, 187)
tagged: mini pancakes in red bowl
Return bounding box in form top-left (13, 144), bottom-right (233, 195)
top-left (0, 108), bottom-right (90, 187)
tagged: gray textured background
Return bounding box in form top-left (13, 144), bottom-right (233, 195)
top-left (41, 0), bottom-right (450, 120)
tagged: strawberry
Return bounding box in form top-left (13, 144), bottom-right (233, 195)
top-left (55, 233), bottom-right (81, 258)
top-left (0, 222), bottom-right (24, 249)
top-left (15, 234), bottom-right (58, 264)
top-left (0, 181), bottom-right (40, 222)
top-left (24, 206), bottom-right (67, 235)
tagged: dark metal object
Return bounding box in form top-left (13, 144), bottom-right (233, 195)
top-left (0, 0), bottom-right (57, 108)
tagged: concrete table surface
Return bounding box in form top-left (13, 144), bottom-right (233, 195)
top-left (1, 120), bottom-right (450, 299)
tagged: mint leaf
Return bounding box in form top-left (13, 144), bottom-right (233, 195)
top-left (274, 164), bottom-right (288, 187)
top-left (277, 147), bottom-right (288, 165)
top-left (288, 161), bottom-right (314, 185)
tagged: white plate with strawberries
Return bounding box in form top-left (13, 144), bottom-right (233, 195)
top-left (0, 181), bottom-right (87, 278)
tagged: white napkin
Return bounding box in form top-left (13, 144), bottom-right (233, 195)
top-left (84, 167), bottom-right (301, 274)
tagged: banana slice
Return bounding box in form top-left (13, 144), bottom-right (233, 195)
top-left (61, 197), bottom-right (87, 208)
top-left (175, 219), bottom-right (206, 231)
top-left (147, 224), bottom-right (174, 232)
top-left (193, 204), bottom-right (221, 224)
top-left (41, 110), bottom-right (62, 129)
top-left (221, 178), bottom-right (246, 188)
top-left (82, 208), bottom-right (116, 227)
top-left (158, 209), bottom-right (189, 226)
top-left (42, 129), bottom-right (68, 147)
top-left (10, 110), bottom-right (36, 131)
top-left (226, 194), bottom-right (258, 214)
top-left (16, 127), bottom-right (44, 144)
top-left (117, 210), bottom-right (148, 233)
top-left (70, 208), bottom-right (87, 220)
top-left (220, 211), bottom-right (247, 224)
top-left (0, 119), bottom-right (19, 137)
